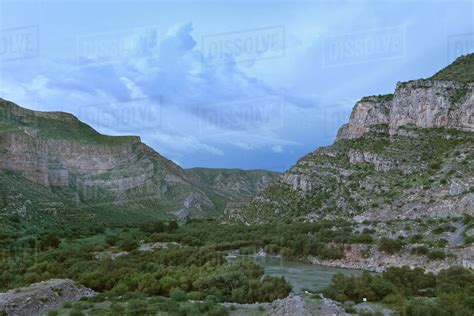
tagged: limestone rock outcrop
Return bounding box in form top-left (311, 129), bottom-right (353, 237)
top-left (232, 55), bottom-right (474, 223)
top-left (0, 99), bottom-right (277, 220)
top-left (337, 80), bottom-right (473, 141)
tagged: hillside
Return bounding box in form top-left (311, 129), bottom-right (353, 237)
top-left (228, 54), bottom-right (474, 224)
top-left (431, 53), bottom-right (474, 83)
top-left (0, 99), bottom-right (278, 228)
top-left (185, 168), bottom-right (279, 212)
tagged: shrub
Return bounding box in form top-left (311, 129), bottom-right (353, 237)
top-left (378, 238), bottom-right (404, 254)
top-left (167, 221), bottom-right (179, 232)
top-left (318, 244), bottom-right (345, 260)
top-left (239, 246), bottom-right (257, 255)
top-left (110, 303), bottom-right (125, 313)
top-left (207, 305), bottom-right (230, 316)
top-left (408, 234), bottom-right (423, 243)
top-left (127, 300), bottom-right (148, 316)
top-left (105, 235), bottom-right (119, 246)
top-left (404, 298), bottom-right (443, 316)
top-left (410, 246), bottom-right (429, 256)
top-left (119, 238), bottom-right (138, 251)
top-left (170, 288), bottom-right (187, 302)
top-left (69, 309), bottom-right (84, 316)
top-left (187, 291), bottom-right (204, 300)
top-left (427, 250), bottom-right (446, 260)
top-left (41, 234), bottom-right (61, 250)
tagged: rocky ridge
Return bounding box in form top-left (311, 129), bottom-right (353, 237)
top-left (229, 54), bottom-right (474, 224)
top-left (0, 99), bottom-right (277, 224)
top-left (337, 80), bottom-right (473, 140)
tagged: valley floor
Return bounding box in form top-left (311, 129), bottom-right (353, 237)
top-left (0, 218), bottom-right (473, 315)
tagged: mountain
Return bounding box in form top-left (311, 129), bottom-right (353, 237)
top-left (0, 99), bottom-right (277, 226)
top-left (228, 54), bottom-right (474, 224)
top-left (185, 168), bottom-right (279, 212)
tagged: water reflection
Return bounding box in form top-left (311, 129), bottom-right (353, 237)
top-left (227, 255), bottom-right (362, 293)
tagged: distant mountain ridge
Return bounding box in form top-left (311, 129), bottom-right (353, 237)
top-left (228, 54), bottom-right (474, 224)
top-left (0, 99), bottom-right (278, 225)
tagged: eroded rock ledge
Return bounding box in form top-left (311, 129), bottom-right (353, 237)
top-left (337, 80), bottom-right (474, 140)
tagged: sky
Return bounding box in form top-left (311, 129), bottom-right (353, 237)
top-left (0, 0), bottom-right (473, 171)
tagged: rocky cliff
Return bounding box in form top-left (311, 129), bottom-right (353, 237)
top-left (0, 99), bottom-right (277, 224)
top-left (229, 54), bottom-right (474, 224)
top-left (337, 80), bottom-right (473, 140)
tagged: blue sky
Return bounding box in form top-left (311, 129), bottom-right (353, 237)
top-left (0, 0), bottom-right (473, 171)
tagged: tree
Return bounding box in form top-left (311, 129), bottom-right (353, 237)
top-left (41, 234), bottom-right (60, 250)
top-left (168, 220), bottom-right (179, 232)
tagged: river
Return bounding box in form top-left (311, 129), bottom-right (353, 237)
top-left (227, 254), bottom-right (362, 293)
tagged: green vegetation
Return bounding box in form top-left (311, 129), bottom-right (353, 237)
top-left (432, 223), bottom-right (456, 235)
top-left (463, 215), bottom-right (474, 245)
top-left (1, 221), bottom-right (295, 313)
top-left (184, 167), bottom-right (279, 212)
top-left (360, 94), bottom-right (394, 102)
top-left (0, 99), bottom-right (136, 145)
top-left (410, 246), bottom-right (429, 256)
top-left (238, 126), bottom-right (473, 223)
top-left (0, 98), bottom-right (281, 222)
top-left (431, 53), bottom-right (474, 83)
top-left (14, 215), bottom-right (472, 315)
top-left (168, 219), bottom-right (372, 259)
top-left (450, 86), bottom-right (469, 104)
top-left (0, 218), bottom-right (374, 307)
top-left (378, 238), bottom-right (404, 254)
top-left (325, 266), bottom-right (474, 315)
top-left (427, 250), bottom-right (446, 261)
top-left (49, 293), bottom-right (230, 315)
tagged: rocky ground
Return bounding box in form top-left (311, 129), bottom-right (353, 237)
top-left (269, 294), bottom-right (315, 316)
top-left (93, 241), bottom-right (182, 261)
top-left (308, 244), bottom-right (474, 273)
top-left (224, 294), bottom-right (352, 316)
top-left (0, 279), bottom-right (96, 316)
top-left (138, 241), bottom-right (181, 251)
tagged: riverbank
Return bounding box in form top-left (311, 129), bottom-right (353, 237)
top-left (307, 244), bottom-right (474, 273)
top-left (235, 244), bottom-right (474, 274)
top-left (227, 252), bottom-right (362, 293)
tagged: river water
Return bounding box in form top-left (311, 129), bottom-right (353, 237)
top-left (228, 255), bottom-right (362, 293)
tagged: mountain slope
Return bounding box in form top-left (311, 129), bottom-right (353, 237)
top-left (185, 168), bottom-right (279, 212)
top-left (0, 99), bottom-right (277, 225)
top-left (228, 54), bottom-right (474, 224)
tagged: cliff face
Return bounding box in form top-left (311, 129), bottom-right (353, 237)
top-left (230, 55), bottom-right (474, 224)
top-left (0, 99), bottom-right (277, 223)
top-left (337, 80), bottom-right (473, 140)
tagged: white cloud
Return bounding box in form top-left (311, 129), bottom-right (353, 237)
top-left (272, 145), bottom-right (283, 153)
top-left (0, 22), bottom-right (311, 161)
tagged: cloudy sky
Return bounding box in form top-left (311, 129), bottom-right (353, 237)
top-left (0, 0), bottom-right (473, 171)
